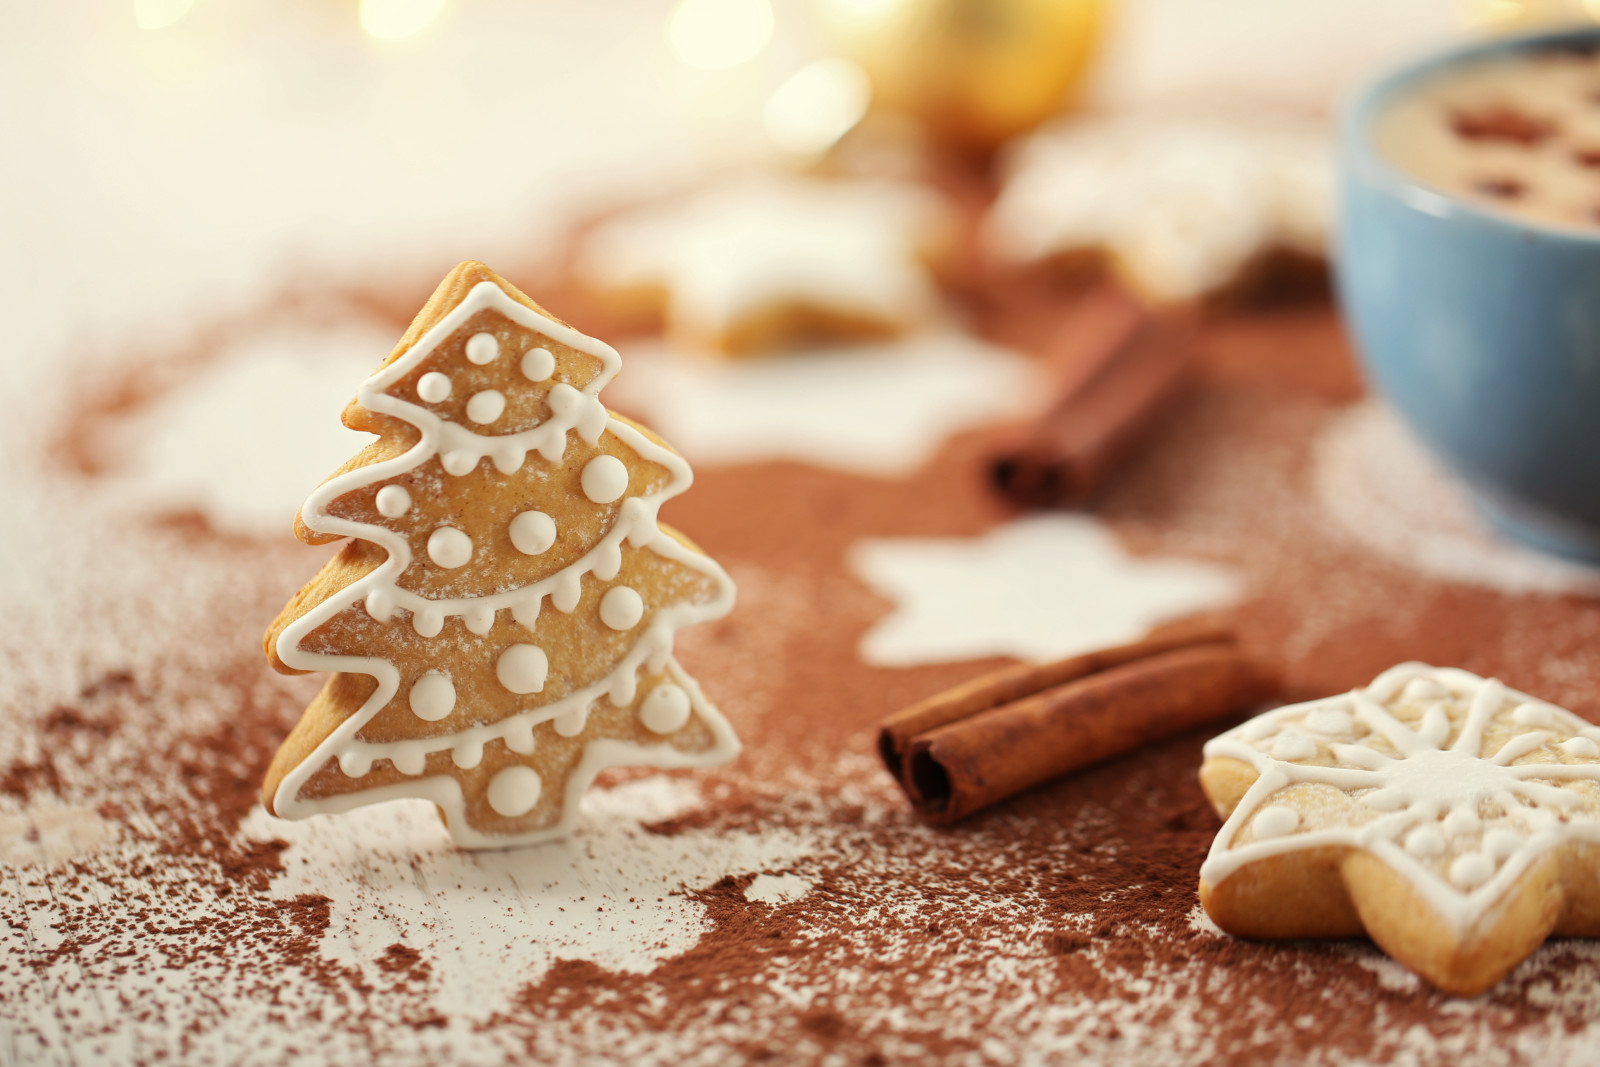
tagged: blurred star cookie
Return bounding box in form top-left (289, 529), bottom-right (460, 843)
top-left (576, 174), bottom-right (950, 357)
top-left (1199, 663), bottom-right (1600, 995)
top-left (986, 111), bottom-right (1331, 304)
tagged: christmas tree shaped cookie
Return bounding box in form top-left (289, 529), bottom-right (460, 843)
top-left (262, 262), bottom-right (738, 848)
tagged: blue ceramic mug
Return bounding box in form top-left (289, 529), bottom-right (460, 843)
top-left (1337, 28), bottom-right (1600, 562)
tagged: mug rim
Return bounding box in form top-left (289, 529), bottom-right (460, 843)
top-left (1343, 24), bottom-right (1600, 245)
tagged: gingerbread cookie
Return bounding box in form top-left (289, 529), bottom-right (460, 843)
top-left (1199, 663), bottom-right (1600, 995)
top-left (576, 174), bottom-right (949, 356)
top-left (262, 262), bottom-right (738, 849)
top-left (986, 111), bottom-right (1330, 304)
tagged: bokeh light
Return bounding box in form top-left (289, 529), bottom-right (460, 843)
top-left (360, 0), bottom-right (449, 41)
top-left (134, 0), bottom-right (196, 31)
top-left (667, 0), bottom-right (775, 71)
top-left (764, 57), bottom-right (872, 157)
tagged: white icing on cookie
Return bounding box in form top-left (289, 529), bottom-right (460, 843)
top-left (466, 389), bottom-right (506, 425)
top-left (639, 683), bottom-right (691, 734)
top-left (581, 455), bottom-right (628, 504)
top-left (599, 586), bottom-right (644, 631)
top-left (1253, 806), bottom-right (1299, 839)
top-left (408, 672), bottom-right (456, 722)
top-left (986, 111), bottom-right (1331, 303)
top-left (496, 644), bottom-right (548, 695)
top-left (486, 765), bottom-right (542, 817)
top-left (465, 332), bottom-right (499, 365)
top-left (577, 175), bottom-right (945, 351)
top-left (426, 526), bottom-right (473, 569)
top-left (375, 484), bottom-right (411, 518)
top-left (270, 280), bottom-right (739, 849)
top-left (1202, 663), bottom-right (1600, 934)
top-left (521, 346), bottom-right (555, 382)
top-left (509, 510), bottom-right (557, 556)
top-left (417, 371), bottom-right (452, 403)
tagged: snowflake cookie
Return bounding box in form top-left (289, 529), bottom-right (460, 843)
top-left (577, 174), bottom-right (948, 357)
top-left (262, 262), bottom-right (738, 849)
top-left (1199, 662), bottom-right (1600, 995)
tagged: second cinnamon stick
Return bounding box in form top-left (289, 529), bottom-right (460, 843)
top-left (903, 643), bottom-right (1268, 824)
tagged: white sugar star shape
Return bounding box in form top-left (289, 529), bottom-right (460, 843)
top-left (1201, 663), bottom-right (1600, 995)
top-left (850, 515), bottom-right (1241, 667)
top-left (607, 331), bottom-right (1040, 478)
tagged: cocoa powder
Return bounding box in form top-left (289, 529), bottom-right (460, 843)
top-left (7, 290), bottom-right (1600, 1062)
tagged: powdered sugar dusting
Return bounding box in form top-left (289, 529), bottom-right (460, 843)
top-left (1313, 400), bottom-right (1600, 596)
top-left (100, 322), bottom-right (391, 536)
top-left (14, 300), bottom-right (1600, 1061)
top-left (607, 332), bottom-right (1042, 478)
top-left (851, 515), bottom-right (1241, 666)
top-left (239, 777), bottom-right (816, 1027)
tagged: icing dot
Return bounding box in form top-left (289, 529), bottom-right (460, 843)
top-left (365, 587), bottom-right (395, 623)
top-left (504, 722), bottom-right (537, 755)
top-left (492, 446), bottom-right (525, 475)
top-left (1485, 828), bottom-right (1523, 859)
top-left (552, 571), bottom-right (583, 613)
top-left (486, 765), bottom-right (542, 817)
top-left (452, 740), bottom-right (484, 769)
top-left (1252, 805), bottom-right (1299, 839)
top-left (1561, 736), bottom-right (1600, 758)
top-left (339, 750), bottom-right (373, 778)
top-left (548, 382), bottom-right (581, 415)
top-left (442, 450), bottom-right (477, 476)
top-left (1443, 807), bottom-right (1481, 836)
top-left (496, 644), bottom-right (548, 694)
top-left (1304, 708), bottom-right (1353, 736)
top-left (600, 586), bottom-right (645, 631)
top-left (375, 485), bottom-right (412, 518)
top-left (1513, 703), bottom-right (1554, 727)
top-left (522, 346), bottom-right (556, 381)
top-left (639, 684), bottom-right (692, 734)
top-left (417, 371), bottom-right (452, 403)
top-left (427, 526), bottom-right (473, 569)
top-left (466, 389), bottom-right (506, 425)
top-left (392, 748), bottom-right (425, 776)
top-left (1403, 677), bottom-right (1448, 702)
top-left (1449, 853), bottom-right (1494, 888)
top-left (554, 709), bottom-right (587, 737)
top-left (510, 511), bottom-right (557, 555)
top-left (581, 455), bottom-right (629, 504)
top-left (465, 332), bottom-right (499, 365)
top-left (1271, 727), bottom-right (1317, 762)
top-left (412, 606), bottom-right (444, 638)
top-left (465, 604), bottom-right (496, 635)
top-left (408, 672), bottom-right (456, 722)
top-left (1404, 825), bottom-right (1445, 858)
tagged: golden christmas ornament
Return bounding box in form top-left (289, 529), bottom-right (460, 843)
top-left (816, 0), bottom-right (1105, 152)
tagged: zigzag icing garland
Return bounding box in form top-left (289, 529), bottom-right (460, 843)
top-left (271, 281), bottom-right (737, 847)
top-left (1202, 663), bottom-right (1600, 932)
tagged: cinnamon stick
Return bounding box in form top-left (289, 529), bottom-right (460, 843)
top-left (989, 288), bottom-right (1197, 508)
top-left (875, 615), bottom-right (1235, 783)
top-left (903, 642), bottom-right (1270, 824)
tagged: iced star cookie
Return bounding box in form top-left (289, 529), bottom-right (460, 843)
top-left (1199, 663), bottom-right (1600, 995)
top-left (262, 262), bottom-right (738, 849)
top-left (986, 112), bottom-right (1330, 304)
top-left (576, 174), bottom-right (949, 357)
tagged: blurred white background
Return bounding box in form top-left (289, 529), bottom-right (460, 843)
top-left (0, 0), bottom-right (1465, 405)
